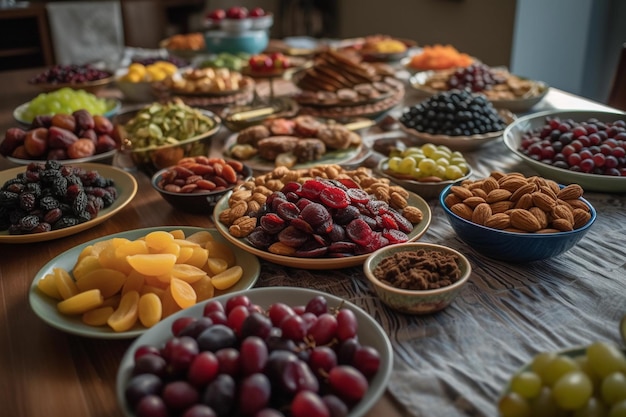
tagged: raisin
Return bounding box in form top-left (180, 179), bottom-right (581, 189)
top-left (2, 177), bottom-right (26, 189)
top-left (44, 160), bottom-right (62, 171)
top-left (277, 225), bottom-right (309, 247)
top-left (275, 201), bottom-right (300, 221)
top-left (8, 224), bottom-right (22, 235)
top-left (9, 208), bottom-right (26, 224)
top-left (31, 223), bottom-right (52, 233)
top-left (346, 218), bottom-right (375, 246)
top-left (260, 213), bottom-right (286, 234)
top-left (0, 191), bottom-right (18, 208)
top-left (50, 177), bottom-right (68, 198)
top-left (19, 192), bottom-right (37, 211)
top-left (72, 191), bottom-right (88, 215)
top-left (66, 184), bottom-right (82, 200)
top-left (297, 179), bottom-right (327, 200)
top-left (300, 203), bottom-right (331, 227)
top-left (5, 183), bottom-right (24, 194)
top-left (382, 229), bottom-right (409, 244)
top-left (104, 186), bottom-right (117, 199)
top-left (65, 175), bottom-right (82, 187)
top-left (76, 211), bottom-right (91, 223)
top-left (39, 169), bottom-right (62, 185)
top-left (43, 208), bottom-right (63, 224)
top-left (101, 191), bottom-right (115, 207)
top-left (333, 205), bottom-right (360, 225)
top-left (346, 188), bottom-right (370, 204)
top-left (247, 227), bottom-right (277, 249)
top-left (25, 182), bottom-right (42, 197)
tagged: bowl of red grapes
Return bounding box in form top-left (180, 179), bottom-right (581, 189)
top-left (28, 64), bottom-right (114, 93)
top-left (503, 109), bottom-right (626, 192)
top-left (116, 286), bottom-right (393, 417)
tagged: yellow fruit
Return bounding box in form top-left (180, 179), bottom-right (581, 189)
top-left (145, 231), bottom-right (175, 251)
top-left (82, 306), bottom-right (114, 326)
top-left (57, 289), bottom-right (104, 315)
top-left (138, 293), bottom-right (162, 328)
top-left (107, 290), bottom-right (140, 332)
top-left (205, 241), bottom-right (235, 266)
top-left (170, 277), bottom-right (196, 309)
top-left (211, 266), bottom-right (243, 290)
top-left (73, 255), bottom-right (102, 281)
top-left (37, 273), bottom-right (62, 300)
top-left (186, 246), bottom-right (209, 269)
top-left (127, 253), bottom-right (177, 276)
top-left (75, 268), bottom-right (127, 298)
top-left (122, 270), bottom-right (146, 295)
top-left (168, 229), bottom-right (186, 239)
top-left (170, 263), bottom-right (207, 284)
top-left (207, 257), bottom-right (228, 275)
top-left (53, 267), bottom-right (79, 299)
top-left (187, 231), bottom-right (214, 246)
top-left (191, 275), bottom-right (214, 302)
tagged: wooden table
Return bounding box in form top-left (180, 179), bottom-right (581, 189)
top-left (0, 67), bottom-right (623, 417)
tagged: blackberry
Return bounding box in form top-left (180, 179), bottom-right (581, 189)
top-left (52, 216), bottom-right (80, 230)
top-left (44, 160), bottom-right (62, 171)
top-left (58, 203), bottom-right (72, 214)
top-left (39, 196), bottom-right (60, 211)
top-left (25, 182), bottom-right (42, 197)
top-left (9, 208), bottom-right (26, 224)
top-left (0, 191), bottom-right (18, 208)
top-left (2, 177), bottom-right (26, 189)
top-left (19, 214), bottom-right (40, 231)
top-left (104, 186), bottom-right (118, 200)
top-left (39, 169), bottom-right (62, 185)
top-left (77, 211), bottom-right (92, 223)
top-left (19, 193), bottom-right (37, 211)
top-left (65, 175), bottom-right (82, 187)
top-left (50, 176), bottom-right (68, 198)
top-left (91, 176), bottom-right (108, 188)
top-left (101, 191), bottom-right (115, 207)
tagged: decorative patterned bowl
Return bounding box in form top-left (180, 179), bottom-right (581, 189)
top-left (363, 242), bottom-right (471, 314)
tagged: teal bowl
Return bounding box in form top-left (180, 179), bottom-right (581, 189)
top-left (439, 183), bottom-right (597, 262)
top-left (204, 30), bottom-right (269, 55)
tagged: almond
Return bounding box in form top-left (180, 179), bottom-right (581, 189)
top-left (489, 171), bottom-right (507, 181)
top-left (450, 185), bottom-right (473, 200)
top-left (510, 209), bottom-right (542, 232)
top-left (546, 179), bottom-right (561, 195)
top-left (490, 200), bottom-right (515, 213)
top-left (539, 185), bottom-right (558, 200)
top-left (268, 242), bottom-right (297, 256)
top-left (557, 184), bottom-right (584, 200)
top-left (229, 200), bottom-right (248, 223)
top-left (552, 218), bottom-right (574, 232)
top-left (551, 204), bottom-right (574, 225)
top-left (529, 207), bottom-right (549, 229)
top-left (471, 203), bottom-right (492, 225)
top-left (531, 191), bottom-right (556, 211)
top-left (486, 188), bottom-right (512, 203)
top-left (484, 213), bottom-right (511, 229)
top-left (573, 208), bottom-right (592, 229)
top-left (481, 177), bottom-right (500, 193)
top-left (403, 206), bottom-right (424, 223)
top-left (471, 188), bottom-right (489, 200)
top-left (450, 203), bottom-right (473, 221)
top-left (510, 183), bottom-right (537, 202)
top-left (563, 198), bottom-right (590, 212)
top-left (514, 193), bottom-right (534, 210)
top-left (463, 196), bottom-right (487, 208)
top-left (499, 176), bottom-right (528, 192)
top-left (444, 193), bottom-right (462, 207)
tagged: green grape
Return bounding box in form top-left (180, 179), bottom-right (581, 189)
top-left (397, 157), bottom-right (416, 174)
top-left (402, 146), bottom-right (423, 157)
top-left (587, 342), bottom-right (626, 379)
top-left (445, 165), bottom-right (465, 180)
top-left (456, 162), bottom-right (469, 174)
top-left (601, 372), bottom-right (626, 405)
top-left (437, 144), bottom-right (452, 154)
top-left (510, 371), bottom-right (542, 399)
top-left (435, 157), bottom-right (450, 167)
top-left (609, 400), bottom-right (626, 417)
top-left (433, 164), bottom-right (446, 179)
top-left (498, 392), bottom-right (531, 417)
top-left (450, 156), bottom-right (467, 165)
top-left (573, 397), bottom-right (608, 417)
top-left (540, 354), bottom-right (580, 386)
top-left (431, 149), bottom-right (450, 160)
top-left (552, 371), bottom-right (593, 410)
top-left (388, 156), bottom-right (403, 172)
top-left (409, 166), bottom-right (422, 179)
top-left (421, 143), bottom-right (437, 157)
top-left (418, 158), bottom-right (437, 175)
top-left (530, 386), bottom-right (568, 417)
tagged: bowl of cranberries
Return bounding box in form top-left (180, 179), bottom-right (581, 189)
top-left (116, 287), bottom-right (393, 417)
top-left (503, 109), bottom-right (626, 192)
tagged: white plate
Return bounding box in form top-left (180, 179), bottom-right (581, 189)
top-left (409, 70), bottom-right (549, 113)
top-left (115, 286), bottom-right (394, 417)
top-left (28, 226), bottom-right (261, 339)
top-left (223, 132), bottom-right (370, 172)
top-left (213, 190), bottom-right (432, 269)
top-left (399, 110), bottom-right (515, 152)
top-left (503, 109), bottom-right (626, 193)
top-left (0, 163), bottom-right (137, 243)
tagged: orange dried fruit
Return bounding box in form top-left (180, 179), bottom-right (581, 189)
top-left (211, 266), bottom-right (243, 290)
top-left (127, 253), bottom-right (177, 276)
top-left (75, 268), bottom-right (127, 298)
top-left (138, 293), bottom-right (163, 328)
top-left (107, 290), bottom-right (140, 332)
top-left (170, 277), bottom-right (197, 309)
top-left (57, 289), bottom-right (104, 315)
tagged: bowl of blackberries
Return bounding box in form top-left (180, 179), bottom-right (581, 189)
top-left (398, 89), bottom-right (514, 151)
top-left (28, 64), bottom-right (114, 94)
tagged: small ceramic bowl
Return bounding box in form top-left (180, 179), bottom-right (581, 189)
top-left (151, 163), bottom-right (253, 214)
top-left (439, 183), bottom-right (597, 262)
top-left (363, 242), bottom-right (471, 314)
top-left (204, 30), bottom-right (269, 55)
top-left (115, 79), bottom-right (156, 103)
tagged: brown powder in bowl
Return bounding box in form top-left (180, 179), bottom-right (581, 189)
top-left (373, 249), bottom-right (462, 290)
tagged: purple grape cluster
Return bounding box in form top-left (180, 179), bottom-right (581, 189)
top-left (29, 64), bottom-right (112, 85)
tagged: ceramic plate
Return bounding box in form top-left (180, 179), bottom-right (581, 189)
top-left (13, 98), bottom-right (121, 126)
top-left (213, 190), bottom-right (432, 269)
top-left (376, 158), bottom-right (473, 200)
top-left (409, 70), bottom-right (549, 113)
top-left (116, 286), bottom-right (394, 417)
top-left (503, 109), bottom-right (626, 193)
top-left (399, 110), bottom-right (515, 152)
top-left (223, 132), bottom-right (370, 172)
top-left (28, 226), bottom-right (261, 339)
top-left (5, 149), bottom-right (117, 166)
top-left (0, 163), bottom-right (137, 244)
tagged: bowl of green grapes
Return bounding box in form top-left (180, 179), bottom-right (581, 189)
top-left (376, 143), bottom-right (472, 200)
top-left (498, 341), bottom-right (626, 416)
top-left (14, 87), bottom-right (121, 126)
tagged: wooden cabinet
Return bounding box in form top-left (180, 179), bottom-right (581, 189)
top-left (0, 4), bottom-right (54, 70)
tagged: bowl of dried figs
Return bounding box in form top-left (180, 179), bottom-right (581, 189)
top-left (439, 172), bottom-right (597, 262)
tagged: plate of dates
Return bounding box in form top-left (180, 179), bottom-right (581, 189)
top-left (116, 286), bottom-right (394, 417)
top-left (0, 162), bottom-right (137, 243)
top-left (212, 184), bottom-right (432, 270)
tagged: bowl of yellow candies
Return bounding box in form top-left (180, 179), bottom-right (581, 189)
top-left (116, 61), bottom-right (178, 102)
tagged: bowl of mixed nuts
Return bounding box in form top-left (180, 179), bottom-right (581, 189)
top-left (439, 171), bottom-right (597, 262)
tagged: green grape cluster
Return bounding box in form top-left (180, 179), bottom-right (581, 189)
top-left (385, 143), bottom-right (469, 181)
top-left (22, 88), bottom-right (110, 123)
top-left (499, 341), bottom-right (626, 417)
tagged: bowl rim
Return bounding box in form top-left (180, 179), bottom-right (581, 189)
top-left (438, 182), bottom-right (598, 238)
top-left (363, 242), bottom-right (472, 296)
top-left (150, 163), bottom-right (253, 197)
top-left (376, 157), bottom-right (473, 187)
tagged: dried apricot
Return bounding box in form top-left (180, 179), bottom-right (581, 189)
top-left (57, 289), bottom-right (103, 315)
top-left (170, 277), bottom-right (196, 309)
top-left (107, 290), bottom-right (140, 332)
top-left (127, 253), bottom-right (177, 276)
top-left (138, 293), bottom-right (162, 328)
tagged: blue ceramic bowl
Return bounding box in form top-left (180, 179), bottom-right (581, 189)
top-left (204, 30), bottom-right (269, 55)
top-left (439, 183), bottom-right (597, 262)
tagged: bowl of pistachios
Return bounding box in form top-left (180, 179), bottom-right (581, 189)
top-left (113, 99), bottom-right (222, 173)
